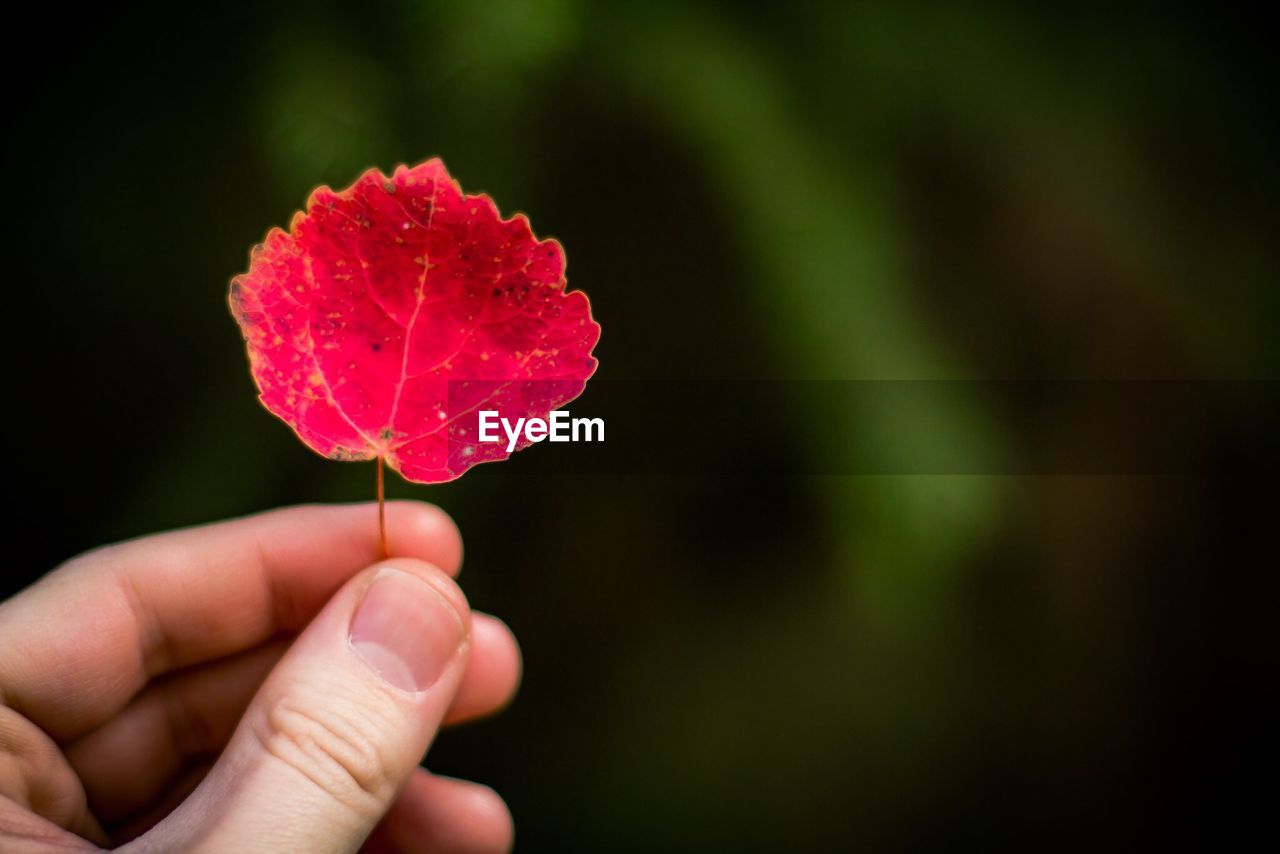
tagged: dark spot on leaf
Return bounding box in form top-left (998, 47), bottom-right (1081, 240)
top-left (371, 341), bottom-right (382, 352)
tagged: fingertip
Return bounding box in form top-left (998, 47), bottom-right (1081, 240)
top-left (455, 780), bottom-right (515, 854)
top-left (384, 501), bottom-right (464, 577)
top-left (380, 772), bottom-right (513, 854)
top-left (474, 615), bottom-right (522, 696)
top-left (444, 614), bottom-right (522, 725)
top-left (359, 559), bottom-right (472, 638)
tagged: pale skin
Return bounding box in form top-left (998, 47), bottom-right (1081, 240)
top-left (0, 502), bottom-right (520, 852)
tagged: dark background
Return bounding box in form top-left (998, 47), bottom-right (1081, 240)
top-left (7, 2), bottom-right (1276, 850)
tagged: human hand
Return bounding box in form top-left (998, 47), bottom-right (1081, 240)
top-left (0, 503), bottom-right (519, 852)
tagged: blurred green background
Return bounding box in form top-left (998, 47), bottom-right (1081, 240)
top-left (9, 1), bottom-right (1275, 850)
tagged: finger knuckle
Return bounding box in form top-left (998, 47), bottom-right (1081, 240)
top-left (254, 693), bottom-right (395, 815)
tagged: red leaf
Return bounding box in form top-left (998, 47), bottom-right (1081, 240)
top-left (229, 159), bottom-right (600, 483)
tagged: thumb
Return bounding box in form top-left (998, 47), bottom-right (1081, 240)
top-left (145, 559), bottom-right (472, 853)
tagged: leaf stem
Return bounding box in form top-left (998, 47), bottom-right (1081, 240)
top-left (377, 455), bottom-right (388, 560)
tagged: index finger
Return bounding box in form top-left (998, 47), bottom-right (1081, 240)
top-left (0, 501), bottom-right (462, 741)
